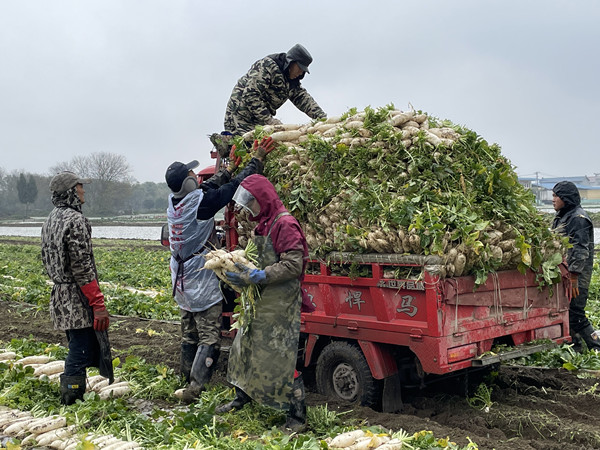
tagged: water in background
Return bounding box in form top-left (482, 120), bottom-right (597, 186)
top-left (0, 226), bottom-right (162, 241)
top-left (1, 226), bottom-right (600, 244)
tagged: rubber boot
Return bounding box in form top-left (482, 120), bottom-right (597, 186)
top-left (181, 345), bottom-right (220, 404)
top-left (284, 374), bottom-right (307, 433)
top-left (570, 333), bottom-right (583, 353)
top-left (180, 342), bottom-right (197, 383)
top-left (216, 387), bottom-right (252, 413)
top-left (60, 374), bottom-right (86, 405)
top-left (576, 324), bottom-right (600, 352)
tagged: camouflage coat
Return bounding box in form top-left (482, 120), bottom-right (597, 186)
top-left (224, 52), bottom-right (326, 134)
top-left (41, 187), bottom-right (97, 331)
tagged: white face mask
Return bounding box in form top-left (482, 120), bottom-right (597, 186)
top-left (173, 175), bottom-right (199, 199)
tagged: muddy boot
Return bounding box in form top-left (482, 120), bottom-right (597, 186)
top-left (181, 345), bottom-right (220, 404)
top-left (216, 387), bottom-right (251, 413)
top-left (60, 374), bottom-right (86, 405)
top-left (284, 374), bottom-right (307, 433)
top-left (180, 342), bottom-right (197, 383)
top-left (570, 333), bottom-right (584, 352)
top-left (576, 324), bottom-right (600, 352)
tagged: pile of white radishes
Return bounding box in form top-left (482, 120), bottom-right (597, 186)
top-left (0, 350), bottom-right (137, 448)
top-left (326, 429), bottom-right (404, 449)
top-left (0, 407), bottom-right (141, 449)
top-left (203, 248), bottom-right (258, 293)
top-left (0, 351), bottom-right (130, 399)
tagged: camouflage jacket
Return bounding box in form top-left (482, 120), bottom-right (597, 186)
top-left (224, 53), bottom-right (326, 134)
top-left (41, 187), bottom-right (97, 330)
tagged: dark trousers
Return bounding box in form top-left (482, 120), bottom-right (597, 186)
top-left (64, 327), bottom-right (99, 377)
top-left (570, 267), bottom-right (592, 334)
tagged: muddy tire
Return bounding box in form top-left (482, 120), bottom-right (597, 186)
top-left (315, 341), bottom-right (380, 408)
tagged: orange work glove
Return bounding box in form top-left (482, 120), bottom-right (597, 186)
top-left (227, 145), bottom-right (242, 173)
top-left (570, 273), bottom-right (580, 298)
top-left (253, 136), bottom-right (275, 160)
top-left (81, 279), bottom-right (110, 332)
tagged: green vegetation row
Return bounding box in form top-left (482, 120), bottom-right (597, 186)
top-left (2, 238), bottom-right (600, 325)
top-left (0, 237), bottom-right (178, 321)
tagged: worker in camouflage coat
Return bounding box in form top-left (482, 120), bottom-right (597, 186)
top-left (224, 43), bottom-right (327, 135)
top-left (552, 181), bottom-right (600, 352)
top-left (41, 171), bottom-right (113, 405)
top-left (217, 174), bottom-right (315, 432)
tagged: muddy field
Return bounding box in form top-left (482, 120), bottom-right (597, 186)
top-left (1, 300), bottom-right (600, 449)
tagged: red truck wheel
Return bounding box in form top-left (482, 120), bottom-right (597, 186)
top-left (315, 341), bottom-right (380, 408)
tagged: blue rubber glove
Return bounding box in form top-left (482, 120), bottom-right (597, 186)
top-left (248, 269), bottom-right (266, 284)
top-left (225, 263), bottom-right (266, 287)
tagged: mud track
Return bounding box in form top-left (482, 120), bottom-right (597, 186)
top-left (1, 299), bottom-right (600, 450)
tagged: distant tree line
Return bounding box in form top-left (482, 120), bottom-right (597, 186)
top-left (0, 152), bottom-right (172, 219)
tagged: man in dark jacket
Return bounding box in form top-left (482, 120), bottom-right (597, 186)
top-left (224, 43), bottom-right (327, 135)
top-left (552, 181), bottom-right (600, 352)
top-left (41, 171), bottom-right (113, 405)
top-left (166, 138), bottom-right (274, 403)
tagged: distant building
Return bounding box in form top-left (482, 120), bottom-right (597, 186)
top-left (518, 175), bottom-right (600, 205)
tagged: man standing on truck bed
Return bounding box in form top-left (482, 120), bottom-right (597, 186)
top-left (223, 43), bottom-right (327, 135)
top-left (552, 181), bottom-right (600, 352)
top-left (166, 138), bottom-right (274, 404)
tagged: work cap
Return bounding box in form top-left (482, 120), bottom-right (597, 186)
top-left (165, 160), bottom-right (200, 192)
top-left (49, 171), bottom-right (91, 193)
top-left (286, 44), bottom-right (313, 73)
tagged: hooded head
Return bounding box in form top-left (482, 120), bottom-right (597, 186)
top-left (552, 181), bottom-right (581, 211)
top-left (233, 175), bottom-right (286, 227)
top-left (165, 160), bottom-right (200, 199)
top-left (49, 171), bottom-right (91, 210)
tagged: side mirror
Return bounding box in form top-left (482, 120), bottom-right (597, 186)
top-left (160, 223), bottom-right (170, 247)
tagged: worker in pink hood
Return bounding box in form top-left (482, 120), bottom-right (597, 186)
top-left (217, 174), bottom-right (312, 432)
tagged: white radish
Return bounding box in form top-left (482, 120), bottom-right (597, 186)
top-left (3, 416), bottom-right (39, 435)
top-left (376, 439), bottom-right (404, 449)
top-left (28, 415), bottom-right (67, 435)
top-left (16, 355), bottom-right (50, 366)
top-left (329, 430), bottom-right (366, 448)
top-left (270, 130), bottom-right (302, 142)
top-left (99, 381), bottom-right (129, 392)
top-left (34, 360), bottom-right (65, 377)
top-left (0, 410), bottom-right (31, 428)
top-left (0, 351), bottom-right (17, 361)
top-left (99, 384), bottom-right (131, 400)
top-left (35, 425), bottom-right (76, 446)
top-left (174, 388), bottom-right (185, 399)
top-left (93, 377), bottom-right (122, 392)
top-left (15, 355), bottom-right (51, 365)
top-left (47, 372), bottom-right (62, 382)
top-left (52, 437), bottom-right (78, 450)
top-left (90, 434), bottom-right (120, 446)
top-left (86, 374), bottom-right (107, 390)
top-left (105, 442), bottom-right (142, 450)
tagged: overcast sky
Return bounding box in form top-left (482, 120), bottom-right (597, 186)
top-left (1, 1), bottom-right (598, 183)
